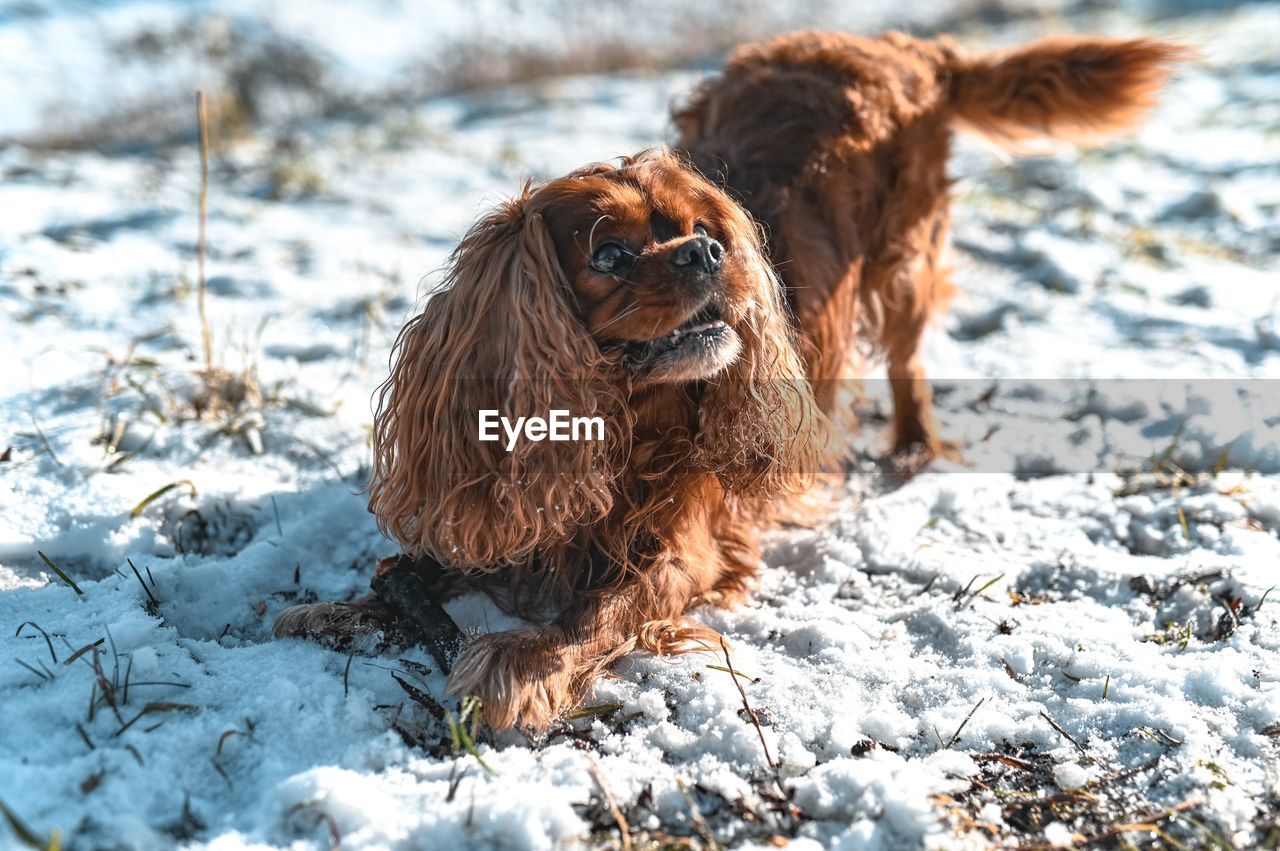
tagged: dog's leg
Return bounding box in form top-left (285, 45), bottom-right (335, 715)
top-left (883, 337), bottom-right (964, 471)
top-left (273, 553), bottom-right (471, 651)
top-left (446, 558), bottom-right (720, 731)
top-left (271, 592), bottom-right (396, 649)
top-left (777, 230), bottom-right (864, 417)
top-left (882, 211), bottom-right (961, 470)
top-left (886, 308), bottom-right (937, 459)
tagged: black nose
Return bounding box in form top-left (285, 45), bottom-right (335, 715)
top-left (671, 236), bottom-right (724, 274)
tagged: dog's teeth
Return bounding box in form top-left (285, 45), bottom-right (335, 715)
top-left (682, 319), bottom-right (726, 335)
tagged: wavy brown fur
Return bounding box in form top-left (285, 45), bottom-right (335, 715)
top-left (945, 36), bottom-right (1192, 147)
top-left (366, 200), bottom-right (627, 569)
top-left (674, 31), bottom-right (1186, 459)
top-left (306, 152), bottom-right (821, 731)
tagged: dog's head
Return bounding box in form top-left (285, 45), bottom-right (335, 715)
top-left (531, 155), bottom-right (768, 383)
top-left (368, 152), bottom-right (820, 567)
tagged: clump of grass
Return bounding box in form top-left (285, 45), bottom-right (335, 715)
top-left (943, 737), bottom-right (1234, 848)
top-left (446, 695), bottom-right (494, 776)
top-left (1132, 569), bottom-right (1270, 648)
top-left (953, 572), bottom-right (1005, 608)
top-left (264, 138), bottom-right (326, 200)
top-left (82, 99), bottom-right (276, 462)
top-left (127, 558), bottom-right (160, 613)
top-left (107, 92), bottom-right (271, 454)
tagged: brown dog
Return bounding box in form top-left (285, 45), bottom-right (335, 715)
top-left (675, 32), bottom-right (1187, 463)
top-left (276, 154), bottom-right (822, 730)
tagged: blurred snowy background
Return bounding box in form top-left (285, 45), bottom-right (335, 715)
top-left (1, 1), bottom-right (1279, 849)
top-left (0, 0), bottom-right (1272, 147)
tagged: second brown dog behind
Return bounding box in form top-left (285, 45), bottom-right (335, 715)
top-left (675, 31), bottom-right (1188, 465)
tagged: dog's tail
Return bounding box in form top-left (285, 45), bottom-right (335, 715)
top-left (942, 36), bottom-right (1191, 149)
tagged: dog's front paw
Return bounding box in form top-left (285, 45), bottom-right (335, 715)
top-left (889, 436), bottom-right (966, 476)
top-left (445, 628), bottom-right (576, 732)
top-left (272, 596), bottom-right (395, 651)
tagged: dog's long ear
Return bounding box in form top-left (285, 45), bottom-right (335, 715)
top-left (696, 206), bottom-right (825, 497)
top-left (368, 193), bottom-right (627, 568)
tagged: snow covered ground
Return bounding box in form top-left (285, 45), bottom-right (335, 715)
top-left (0, 0), bottom-right (1110, 146)
top-left (2, 1), bottom-right (1280, 849)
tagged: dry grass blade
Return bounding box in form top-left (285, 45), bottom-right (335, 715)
top-left (36, 551), bottom-right (82, 596)
top-left (216, 730), bottom-right (242, 757)
top-left (1256, 586), bottom-right (1274, 612)
top-left (27, 412), bottom-right (62, 469)
top-left (288, 803), bottom-right (341, 851)
top-left (130, 480), bottom-right (197, 518)
top-left (564, 702), bottom-right (624, 721)
top-left (15, 659), bottom-right (54, 681)
top-left (88, 646), bottom-right (124, 726)
top-left (587, 757), bottom-right (632, 850)
top-left (718, 638), bottom-right (774, 770)
top-left (970, 573), bottom-right (1005, 600)
top-left (973, 752), bottom-right (1034, 771)
top-left (75, 723), bottom-right (95, 751)
top-left (705, 663), bottom-right (758, 682)
top-left (114, 702), bottom-right (198, 737)
top-left (955, 573), bottom-right (1005, 607)
top-left (0, 799), bottom-right (58, 850)
top-left (934, 697), bottom-right (985, 751)
top-left (1136, 726), bottom-right (1183, 748)
top-left (1212, 445), bottom-right (1231, 478)
top-left (1039, 709), bottom-right (1088, 755)
top-left (15, 622), bottom-right (57, 664)
top-left (391, 673), bottom-right (446, 720)
top-left (196, 90), bottom-right (212, 374)
top-left (676, 778), bottom-right (721, 851)
top-left (62, 638), bottom-right (104, 666)
top-left (127, 559), bottom-right (159, 607)
top-left (716, 638), bottom-right (798, 828)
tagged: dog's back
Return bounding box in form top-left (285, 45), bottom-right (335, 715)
top-left (674, 30), bottom-right (1186, 458)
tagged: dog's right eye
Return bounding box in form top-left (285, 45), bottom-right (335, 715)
top-left (590, 243), bottom-right (629, 274)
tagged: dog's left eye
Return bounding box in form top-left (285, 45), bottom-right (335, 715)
top-left (590, 243), bottom-right (629, 274)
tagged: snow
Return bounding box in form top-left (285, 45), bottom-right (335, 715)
top-left (3, 1), bottom-right (1280, 849)
top-left (0, 0), bottom-right (975, 145)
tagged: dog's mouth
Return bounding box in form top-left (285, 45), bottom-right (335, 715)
top-left (611, 302), bottom-right (741, 380)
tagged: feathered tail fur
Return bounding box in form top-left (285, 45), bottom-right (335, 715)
top-left (944, 36), bottom-right (1192, 147)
